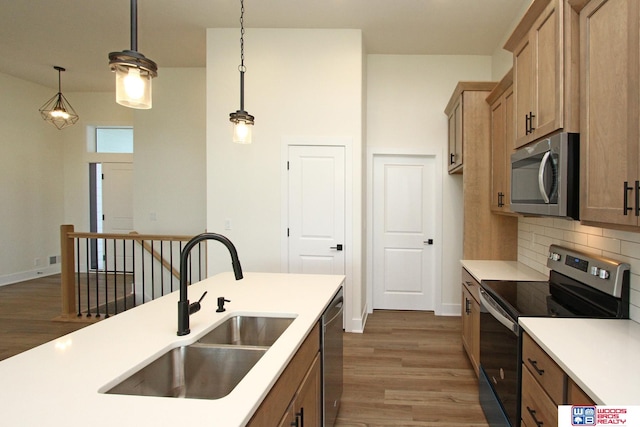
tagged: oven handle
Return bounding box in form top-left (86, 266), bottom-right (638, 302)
top-left (479, 288), bottom-right (519, 335)
top-left (538, 151), bottom-right (551, 204)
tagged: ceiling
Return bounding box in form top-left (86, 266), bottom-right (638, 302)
top-left (0, 0), bottom-right (529, 92)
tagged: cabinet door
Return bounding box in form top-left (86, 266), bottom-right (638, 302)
top-left (490, 85), bottom-right (515, 213)
top-left (532, 0), bottom-right (562, 139)
top-left (490, 92), bottom-right (507, 212)
top-left (513, 37), bottom-right (533, 147)
top-left (579, 0), bottom-right (639, 226)
top-left (295, 354), bottom-right (321, 427)
top-left (504, 87), bottom-right (515, 211)
top-left (278, 403), bottom-right (296, 427)
top-left (461, 285), bottom-right (479, 376)
top-left (448, 97), bottom-right (463, 173)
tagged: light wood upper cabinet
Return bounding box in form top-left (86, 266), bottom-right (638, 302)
top-left (448, 97), bottom-right (463, 173)
top-left (487, 70), bottom-right (516, 214)
top-left (574, 0), bottom-right (640, 227)
top-left (445, 82), bottom-right (518, 260)
top-left (505, 0), bottom-right (580, 148)
top-left (445, 82), bottom-right (495, 174)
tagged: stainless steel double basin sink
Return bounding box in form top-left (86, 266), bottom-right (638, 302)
top-left (105, 316), bottom-right (294, 400)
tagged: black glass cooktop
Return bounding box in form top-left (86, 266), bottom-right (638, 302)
top-left (481, 280), bottom-right (552, 319)
top-left (482, 269), bottom-right (628, 320)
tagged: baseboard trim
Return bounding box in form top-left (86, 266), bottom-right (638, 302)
top-left (0, 266), bottom-right (61, 287)
top-left (437, 303), bottom-right (461, 316)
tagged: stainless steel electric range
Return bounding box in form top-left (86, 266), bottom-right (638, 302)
top-left (477, 245), bottom-right (630, 427)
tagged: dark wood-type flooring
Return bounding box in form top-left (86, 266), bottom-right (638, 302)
top-left (0, 275), bottom-right (488, 426)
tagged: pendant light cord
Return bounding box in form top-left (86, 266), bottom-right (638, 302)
top-left (239, 0), bottom-right (245, 72)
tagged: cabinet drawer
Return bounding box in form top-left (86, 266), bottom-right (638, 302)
top-left (567, 378), bottom-right (595, 405)
top-left (522, 332), bottom-right (565, 404)
top-left (461, 268), bottom-right (480, 303)
top-left (521, 366), bottom-right (559, 427)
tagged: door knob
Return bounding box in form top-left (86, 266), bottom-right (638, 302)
top-left (330, 244), bottom-right (343, 251)
top-left (424, 239), bottom-right (433, 245)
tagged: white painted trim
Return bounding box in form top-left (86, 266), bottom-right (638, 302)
top-left (281, 136), bottom-right (357, 332)
top-left (366, 147), bottom-right (444, 316)
top-left (0, 265), bottom-right (61, 287)
top-left (439, 303), bottom-right (462, 317)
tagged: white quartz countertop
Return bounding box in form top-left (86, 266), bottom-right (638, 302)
top-left (460, 260), bottom-right (548, 283)
top-left (520, 317), bottom-right (640, 405)
top-left (0, 272), bottom-right (344, 426)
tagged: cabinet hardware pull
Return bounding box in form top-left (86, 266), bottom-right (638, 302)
top-left (465, 298), bottom-right (471, 315)
top-left (450, 153), bottom-right (455, 165)
top-left (530, 113), bottom-right (536, 132)
top-left (465, 281), bottom-right (473, 287)
top-left (527, 358), bottom-right (545, 376)
top-left (296, 407), bottom-right (304, 427)
top-left (525, 114), bottom-right (530, 135)
top-left (527, 406), bottom-right (544, 426)
top-left (498, 192), bottom-right (504, 207)
top-left (635, 181), bottom-right (640, 216)
top-left (624, 181), bottom-right (633, 215)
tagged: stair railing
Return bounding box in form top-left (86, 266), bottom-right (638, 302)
top-left (59, 224), bottom-right (206, 321)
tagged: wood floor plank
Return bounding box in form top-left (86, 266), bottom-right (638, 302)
top-left (336, 310), bottom-right (489, 427)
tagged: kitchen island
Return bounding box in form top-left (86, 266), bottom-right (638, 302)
top-left (0, 272), bottom-right (344, 426)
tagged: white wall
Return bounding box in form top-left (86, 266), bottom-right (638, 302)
top-left (0, 72), bottom-right (65, 284)
top-left (206, 29), bottom-right (364, 331)
top-left (491, 0), bottom-right (533, 81)
top-left (132, 68), bottom-right (206, 234)
top-left (366, 55), bottom-right (493, 314)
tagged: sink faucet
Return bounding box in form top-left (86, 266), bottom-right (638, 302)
top-left (177, 233), bottom-right (243, 336)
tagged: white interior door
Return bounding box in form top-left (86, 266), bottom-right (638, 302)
top-left (288, 145), bottom-right (345, 275)
top-left (373, 155), bottom-right (436, 310)
top-left (102, 162), bottom-right (134, 271)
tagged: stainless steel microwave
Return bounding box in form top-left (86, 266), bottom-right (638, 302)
top-left (510, 132), bottom-right (579, 220)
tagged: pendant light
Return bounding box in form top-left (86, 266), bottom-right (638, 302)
top-left (108, 0), bottom-right (157, 109)
top-left (39, 66), bottom-right (79, 130)
top-left (229, 0), bottom-right (254, 144)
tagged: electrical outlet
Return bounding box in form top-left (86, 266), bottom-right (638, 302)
top-left (225, 219), bottom-right (232, 230)
top-left (34, 258), bottom-right (41, 267)
top-left (49, 256), bottom-right (57, 265)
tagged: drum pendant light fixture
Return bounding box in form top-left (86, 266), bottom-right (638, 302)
top-left (39, 66), bottom-right (79, 130)
top-left (108, 0), bottom-right (157, 109)
top-left (229, 0), bottom-right (254, 144)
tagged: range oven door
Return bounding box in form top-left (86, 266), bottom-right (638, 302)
top-left (478, 288), bottom-right (520, 427)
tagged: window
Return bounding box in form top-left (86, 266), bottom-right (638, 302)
top-left (95, 128), bottom-right (134, 153)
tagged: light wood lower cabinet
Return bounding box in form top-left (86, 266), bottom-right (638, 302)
top-left (248, 324), bottom-right (321, 427)
top-left (278, 355), bottom-right (321, 427)
top-left (522, 332), bottom-right (595, 426)
top-left (461, 268), bottom-right (480, 376)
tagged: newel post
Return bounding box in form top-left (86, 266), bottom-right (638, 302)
top-left (60, 224), bottom-right (77, 319)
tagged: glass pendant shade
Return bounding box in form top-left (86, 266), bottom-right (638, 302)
top-left (39, 66), bottom-right (79, 130)
top-left (113, 64), bottom-right (153, 109)
top-left (231, 118), bottom-right (253, 144)
top-left (108, 0), bottom-right (157, 109)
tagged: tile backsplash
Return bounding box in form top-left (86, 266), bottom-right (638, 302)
top-left (518, 216), bottom-right (640, 323)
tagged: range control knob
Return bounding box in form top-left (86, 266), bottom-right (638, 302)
top-left (549, 252), bottom-right (561, 262)
top-left (590, 266), bottom-right (600, 276)
top-left (599, 269), bottom-right (610, 280)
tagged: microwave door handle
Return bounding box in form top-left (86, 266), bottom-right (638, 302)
top-left (479, 288), bottom-right (518, 335)
top-left (538, 151), bottom-right (551, 204)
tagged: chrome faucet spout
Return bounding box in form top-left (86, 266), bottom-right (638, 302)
top-left (177, 233), bottom-right (243, 336)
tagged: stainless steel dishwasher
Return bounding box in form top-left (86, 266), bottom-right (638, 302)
top-left (321, 287), bottom-right (343, 427)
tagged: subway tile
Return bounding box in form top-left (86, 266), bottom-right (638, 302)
top-left (603, 228), bottom-right (640, 244)
top-left (573, 223), bottom-right (604, 236)
top-left (563, 230), bottom-right (588, 246)
top-left (586, 235), bottom-right (621, 254)
top-left (621, 240), bottom-right (640, 259)
top-left (552, 218), bottom-right (575, 231)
